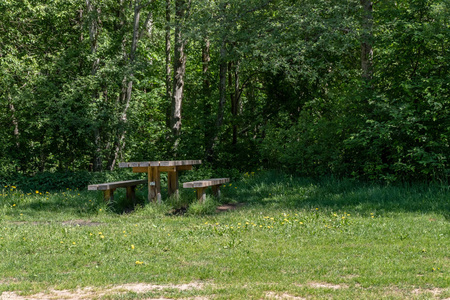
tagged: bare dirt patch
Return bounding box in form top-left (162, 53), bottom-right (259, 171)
top-left (265, 292), bottom-right (306, 300)
top-left (61, 220), bottom-right (103, 226)
top-left (306, 282), bottom-right (348, 289)
top-left (216, 203), bottom-right (244, 212)
top-left (7, 220), bottom-right (103, 227)
top-left (412, 287), bottom-right (448, 297)
top-left (0, 282), bottom-right (205, 300)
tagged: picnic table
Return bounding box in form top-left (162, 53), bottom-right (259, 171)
top-left (118, 160), bottom-right (202, 203)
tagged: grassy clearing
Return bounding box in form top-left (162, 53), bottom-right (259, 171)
top-left (0, 171), bottom-right (449, 299)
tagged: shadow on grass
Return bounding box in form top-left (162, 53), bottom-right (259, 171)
top-left (8, 188), bottom-right (151, 218)
top-left (222, 171), bottom-right (450, 220)
top-left (6, 171), bottom-right (449, 220)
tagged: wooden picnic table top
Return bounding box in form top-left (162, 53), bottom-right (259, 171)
top-left (119, 160), bottom-right (202, 168)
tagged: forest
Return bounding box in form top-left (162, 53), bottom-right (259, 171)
top-left (1, 0), bottom-right (449, 184)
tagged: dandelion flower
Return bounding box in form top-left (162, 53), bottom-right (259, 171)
top-left (135, 261), bottom-right (144, 265)
top-left (131, 244), bottom-right (135, 250)
top-left (35, 191), bottom-right (39, 194)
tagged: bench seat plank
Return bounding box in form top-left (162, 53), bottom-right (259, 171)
top-left (88, 180), bottom-right (147, 191)
top-left (88, 179), bottom-right (147, 202)
top-left (183, 178), bottom-right (230, 202)
top-left (182, 178), bottom-right (230, 189)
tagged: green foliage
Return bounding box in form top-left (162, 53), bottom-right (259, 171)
top-left (187, 196), bottom-right (218, 216)
top-left (0, 169), bottom-right (142, 193)
top-left (0, 0), bottom-right (449, 182)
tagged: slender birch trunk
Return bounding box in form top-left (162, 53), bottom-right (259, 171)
top-left (170, 0), bottom-right (188, 152)
top-left (86, 0), bottom-right (103, 171)
top-left (165, 0), bottom-right (172, 126)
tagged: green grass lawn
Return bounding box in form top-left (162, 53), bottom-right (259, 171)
top-left (0, 172), bottom-right (449, 299)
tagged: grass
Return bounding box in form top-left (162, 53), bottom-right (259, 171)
top-left (0, 171), bottom-right (449, 299)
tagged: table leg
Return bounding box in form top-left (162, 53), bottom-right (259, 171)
top-left (167, 171), bottom-right (179, 198)
top-left (148, 166), bottom-right (161, 203)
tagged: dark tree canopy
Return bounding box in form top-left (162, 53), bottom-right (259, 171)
top-left (0, 0), bottom-right (449, 182)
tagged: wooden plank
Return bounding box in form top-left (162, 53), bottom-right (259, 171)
top-left (88, 185), bottom-right (100, 190)
top-left (120, 160), bottom-right (201, 168)
top-left (132, 167), bottom-right (148, 173)
top-left (183, 178), bottom-right (230, 188)
top-left (159, 166), bottom-right (177, 172)
top-left (88, 179), bottom-right (147, 191)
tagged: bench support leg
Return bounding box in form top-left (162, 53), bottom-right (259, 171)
top-left (148, 167), bottom-right (161, 203)
top-left (104, 188), bottom-right (115, 202)
top-left (126, 186), bottom-right (137, 204)
top-left (196, 187), bottom-right (207, 203)
top-left (212, 185), bottom-right (221, 198)
top-left (168, 171), bottom-right (179, 198)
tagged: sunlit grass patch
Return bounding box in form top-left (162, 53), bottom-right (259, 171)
top-left (0, 171), bottom-right (449, 299)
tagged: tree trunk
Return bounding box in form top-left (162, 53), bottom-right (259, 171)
top-left (231, 62), bottom-right (239, 145)
top-left (202, 38), bottom-right (210, 92)
top-left (8, 98), bottom-right (20, 150)
top-left (165, 0), bottom-right (172, 127)
top-left (202, 37), bottom-right (212, 154)
top-left (170, 0), bottom-right (188, 152)
top-left (360, 0), bottom-right (373, 81)
top-left (108, 0), bottom-right (144, 170)
top-left (216, 42), bottom-right (227, 131)
top-left (86, 0), bottom-right (103, 171)
top-left (206, 39), bottom-right (227, 161)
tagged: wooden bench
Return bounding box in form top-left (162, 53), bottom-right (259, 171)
top-left (88, 179), bottom-right (147, 202)
top-left (183, 178), bottom-right (230, 202)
